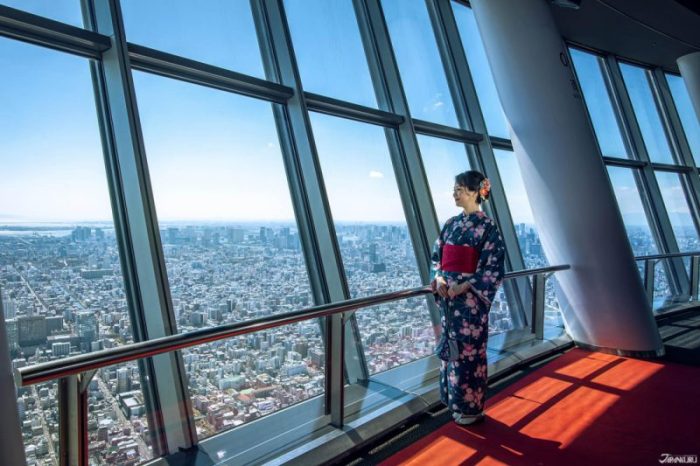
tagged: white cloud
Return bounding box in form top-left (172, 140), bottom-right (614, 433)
top-left (369, 170), bottom-right (384, 179)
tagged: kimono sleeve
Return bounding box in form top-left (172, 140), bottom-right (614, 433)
top-left (465, 222), bottom-right (506, 305)
top-left (430, 219), bottom-right (451, 282)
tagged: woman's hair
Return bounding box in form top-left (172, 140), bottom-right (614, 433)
top-left (455, 170), bottom-right (491, 204)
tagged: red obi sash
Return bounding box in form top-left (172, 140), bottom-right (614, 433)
top-left (441, 244), bottom-right (479, 273)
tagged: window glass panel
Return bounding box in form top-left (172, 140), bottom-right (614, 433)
top-left (494, 150), bottom-right (565, 328)
top-left (653, 258), bottom-right (678, 311)
top-left (666, 73), bottom-right (700, 166)
top-left (381, 0), bottom-right (461, 127)
top-left (285, 0), bottom-right (377, 108)
top-left (121, 0), bottom-right (264, 78)
top-left (606, 167), bottom-right (658, 256)
top-left (0, 38), bottom-right (152, 463)
top-left (132, 72), bottom-right (316, 437)
top-left (415, 135), bottom-right (471, 226)
top-left (620, 63), bottom-right (675, 164)
top-left (0, 0), bottom-right (82, 27)
top-left (606, 166), bottom-right (669, 306)
top-left (655, 171), bottom-right (700, 252)
top-left (309, 112), bottom-right (433, 374)
top-left (451, 2), bottom-right (508, 138)
top-left (358, 298), bottom-right (434, 374)
top-left (570, 49), bottom-right (629, 158)
top-left (184, 324), bottom-right (324, 438)
top-left (493, 151), bottom-right (547, 269)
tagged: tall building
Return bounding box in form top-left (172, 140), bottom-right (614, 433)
top-left (0, 287), bottom-right (16, 320)
top-left (75, 312), bottom-right (98, 352)
top-left (5, 319), bottom-right (18, 350)
top-left (116, 367), bottom-right (131, 394)
top-left (0, 285), bottom-right (5, 320)
top-left (17, 316), bottom-right (48, 348)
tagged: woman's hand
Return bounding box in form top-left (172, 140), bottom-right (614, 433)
top-left (447, 282), bottom-right (468, 299)
top-left (431, 276), bottom-right (448, 298)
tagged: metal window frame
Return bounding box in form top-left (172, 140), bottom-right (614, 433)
top-left (652, 69), bottom-right (700, 237)
top-left (566, 46), bottom-right (670, 278)
top-left (127, 42), bottom-right (294, 102)
top-left (81, 0), bottom-right (197, 455)
top-left (352, 0), bottom-right (442, 334)
top-left (251, 0), bottom-right (371, 427)
top-left (609, 56), bottom-right (695, 298)
top-left (0, 4), bottom-right (110, 58)
top-left (567, 43), bottom-right (695, 301)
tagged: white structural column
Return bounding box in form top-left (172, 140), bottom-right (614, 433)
top-left (471, 0), bottom-right (663, 354)
top-left (678, 52), bottom-right (700, 121)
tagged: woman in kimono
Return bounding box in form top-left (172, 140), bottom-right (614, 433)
top-left (431, 170), bottom-right (506, 425)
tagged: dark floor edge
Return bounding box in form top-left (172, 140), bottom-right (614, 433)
top-left (573, 341), bottom-right (665, 358)
top-left (573, 304), bottom-right (700, 359)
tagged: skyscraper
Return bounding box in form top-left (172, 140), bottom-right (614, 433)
top-left (117, 367), bottom-right (131, 393)
top-left (76, 311), bottom-right (98, 352)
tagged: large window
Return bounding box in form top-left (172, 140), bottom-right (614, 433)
top-left (121, 0), bottom-right (265, 78)
top-left (666, 73), bottom-right (700, 166)
top-left (620, 63), bottom-right (676, 164)
top-left (284, 0), bottom-right (377, 108)
top-left (0, 38), bottom-right (151, 464)
top-left (132, 71), bottom-right (317, 438)
top-left (381, 0), bottom-right (460, 127)
top-left (451, 2), bottom-right (509, 138)
top-left (570, 48), bottom-right (629, 158)
top-left (309, 113), bottom-right (433, 374)
top-left (571, 49), bottom-right (700, 309)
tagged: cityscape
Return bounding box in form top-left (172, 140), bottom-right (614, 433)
top-left (0, 220), bottom-right (693, 465)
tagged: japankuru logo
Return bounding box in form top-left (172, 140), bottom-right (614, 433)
top-left (659, 454), bottom-right (698, 464)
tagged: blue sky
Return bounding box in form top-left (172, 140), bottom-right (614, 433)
top-left (0, 34), bottom-right (109, 222)
top-left (0, 0), bottom-right (697, 229)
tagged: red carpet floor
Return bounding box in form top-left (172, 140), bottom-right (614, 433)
top-left (380, 348), bottom-right (700, 466)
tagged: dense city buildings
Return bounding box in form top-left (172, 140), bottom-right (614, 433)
top-left (2, 218), bottom-right (685, 465)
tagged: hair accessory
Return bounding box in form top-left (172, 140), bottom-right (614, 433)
top-left (479, 178), bottom-right (491, 199)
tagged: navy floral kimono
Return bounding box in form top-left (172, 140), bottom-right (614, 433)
top-left (431, 210), bottom-right (506, 415)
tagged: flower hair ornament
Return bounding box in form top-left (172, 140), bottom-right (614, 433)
top-left (479, 178), bottom-right (491, 199)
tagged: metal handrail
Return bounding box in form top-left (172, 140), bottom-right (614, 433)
top-left (498, 264), bottom-right (569, 279)
top-left (16, 264), bottom-right (570, 387)
top-left (636, 252), bottom-right (700, 306)
top-left (635, 251), bottom-right (700, 261)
